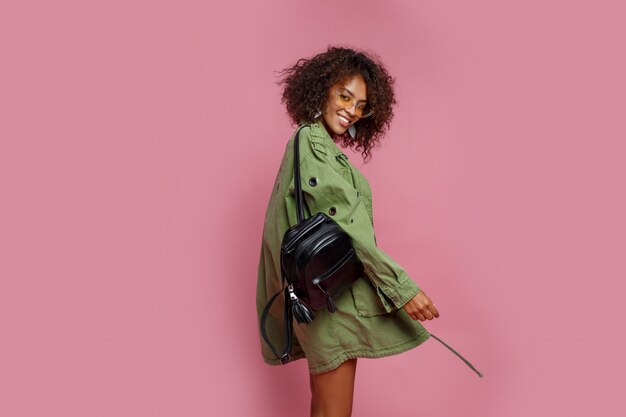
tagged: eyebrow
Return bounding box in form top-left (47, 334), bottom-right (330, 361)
top-left (341, 86), bottom-right (367, 104)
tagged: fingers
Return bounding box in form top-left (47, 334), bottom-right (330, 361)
top-left (410, 310), bottom-right (424, 321)
top-left (408, 310), bottom-right (428, 322)
top-left (428, 303), bottom-right (440, 318)
top-left (404, 305), bottom-right (431, 321)
top-left (402, 291), bottom-right (441, 321)
top-left (418, 292), bottom-right (439, 320)
top-left (406, 301), bottom-right (439, 321)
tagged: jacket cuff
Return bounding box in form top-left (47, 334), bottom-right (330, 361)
top-left (378, 274), bottom-right (421, 310)
top-left (362, 264), bottom-right (421, 312)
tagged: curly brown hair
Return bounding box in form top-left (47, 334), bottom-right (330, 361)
top-left (276, 46), bottom-right (397, 161)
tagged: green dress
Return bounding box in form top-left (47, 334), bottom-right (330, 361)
top-left (256, 120), bottom-right (431, 375)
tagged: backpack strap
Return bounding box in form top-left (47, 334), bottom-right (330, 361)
top-left (260, 270), bottom-right (294, 364)
top-left (259, 125), bottom-right (307, 364)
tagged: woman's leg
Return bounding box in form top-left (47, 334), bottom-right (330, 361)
top-left (310, 358), bottom-right (357, 417)
top-left (310, 373), bottom-right (317, 416)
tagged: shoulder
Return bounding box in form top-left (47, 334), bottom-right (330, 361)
top-left (290, 123), bottom-right (332, 162)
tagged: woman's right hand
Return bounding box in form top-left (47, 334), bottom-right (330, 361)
top-left (402, 290), bottom-right (440, 321)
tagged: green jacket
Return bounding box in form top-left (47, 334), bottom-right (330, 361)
top-left (257, 119), bottom-right (431, 374)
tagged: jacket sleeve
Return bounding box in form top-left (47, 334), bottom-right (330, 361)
top-left (286, 126), bottom-right (421, 312)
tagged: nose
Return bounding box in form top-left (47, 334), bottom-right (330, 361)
top-left (345, 104), bottom-right (357, 118)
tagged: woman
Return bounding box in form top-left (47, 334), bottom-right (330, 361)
top-left (257, 46), bottom-right (440, 417)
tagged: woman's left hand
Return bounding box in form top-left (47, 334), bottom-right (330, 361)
top-left (402, 289), bottom-right (440, 322)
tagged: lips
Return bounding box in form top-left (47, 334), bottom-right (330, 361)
top-left (337, 114), bottom-right (351, 127)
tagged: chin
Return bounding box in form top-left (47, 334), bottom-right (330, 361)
top-left (331, 125), bottom-right (347, 136)
top-left (321, 119), bottom-right (346, 137)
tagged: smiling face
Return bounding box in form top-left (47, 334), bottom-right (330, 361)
top-left (321, 75), bottom-right (368, 137)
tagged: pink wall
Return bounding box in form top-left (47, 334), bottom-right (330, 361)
top-left (1, 1), bottom-right (624, 416)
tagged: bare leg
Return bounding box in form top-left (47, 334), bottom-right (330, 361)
top-left (310, 358), bottom-right (357, 417)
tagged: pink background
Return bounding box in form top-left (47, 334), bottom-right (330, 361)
top-left (1, 1), bottom-right (624, 416)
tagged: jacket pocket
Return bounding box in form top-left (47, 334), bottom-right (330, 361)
top-left (350, 276), bottom-right (398, 317)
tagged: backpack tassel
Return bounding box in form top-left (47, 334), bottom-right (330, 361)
top-left (318, 284), bottom-right (337, 313)
top-left (288, 285), bottom-right (315, 324)
top-left (325, 295), bottom-right (337, 313)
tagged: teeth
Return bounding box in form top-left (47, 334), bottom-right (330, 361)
top-left (338, 115), bottom-right (349, 124)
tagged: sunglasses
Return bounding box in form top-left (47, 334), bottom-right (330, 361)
top-left (334, 87), bottom-right (374, 118)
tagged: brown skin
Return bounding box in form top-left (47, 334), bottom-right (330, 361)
top-left (310, 359), bottom-right (357, 417)
top-left (403, 290), bottom-right (440, 321)
top-left (320, 76), bottom-right (367, 136)
top-left (312, 76), bottom-right (440, 417)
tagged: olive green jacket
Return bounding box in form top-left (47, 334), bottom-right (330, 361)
top-left (256, 120), bottom-right (430, 373)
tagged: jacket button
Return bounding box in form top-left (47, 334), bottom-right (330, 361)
top-left (356, 191), bottom-right (360, 197)
top-left (308, 177), bottom-right (318, 186)
top-left (328, 206), bottom-right (337, 216)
